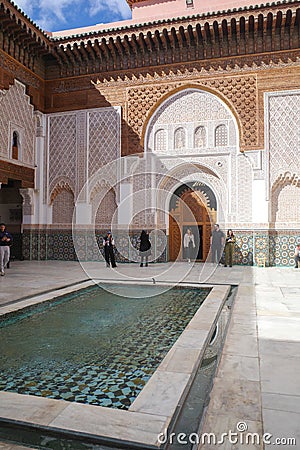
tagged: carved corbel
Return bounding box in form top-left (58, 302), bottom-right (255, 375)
top-left (19, 188), bottom-right (35, 215)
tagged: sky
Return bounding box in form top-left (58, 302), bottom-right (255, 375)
top-left (13, 0), bottom-right (132, 33)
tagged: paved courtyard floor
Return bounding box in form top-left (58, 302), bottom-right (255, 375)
top-left (0, 261), bottom-right (299, 449)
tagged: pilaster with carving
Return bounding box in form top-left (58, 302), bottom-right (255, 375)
top-left (20, 188), bottom-right (34, 216)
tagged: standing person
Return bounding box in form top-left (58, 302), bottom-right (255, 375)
top-left (0, 223), bottom-right (13, 276)
top-left (183, 228), bottom-right (195, 263)
top-left (102, 231), bottom-right (117, 268)
top-left (6, 237), bottom-right (12, 269)
top-left (210, 224), bottom-right (225, 264)
top-left (139, 230), bottom-right (151, 267)
top-left (294, 243), bottom-right (300, 268)
top-left (224, 229), bottom-right (236, 267)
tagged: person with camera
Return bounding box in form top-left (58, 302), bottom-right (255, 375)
top-left (224, 229), bottom-right (236, 267)
top-left (0, 223), bottom-right (13, 276)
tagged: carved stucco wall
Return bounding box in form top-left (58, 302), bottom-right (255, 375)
top-left (131, 157), bottom-right (154, 227)
top-left (0, 80), bottom-right (35, 165)
top-left (52, 189), bottom-right (75, 224)
top-left (267, 91), bottom-right (300, 225)
top-left (48, 114), bottom-right (76, 200)
top-left (126, 75), bottom-right (258, 154)
top-left (95, 188), bottom-right (117, 227)
top-left (147, 89), bottom-right (236, 154)
top-left (88, 109), bottom-right (120, 178)
top-left (142, 88), bottom-right (253, 224)
top-left (47, 107), bottom-right (121, 223)
top-left (276, 184), bottom-right (300, 222)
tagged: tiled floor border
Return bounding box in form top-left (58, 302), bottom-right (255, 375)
top-left (0, 281), bottom-right (230, 448)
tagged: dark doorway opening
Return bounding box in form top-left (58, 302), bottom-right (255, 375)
top-left (169, 183), bottom-right (216, 262)
top-left (0, 179), bottom-right (23, 260)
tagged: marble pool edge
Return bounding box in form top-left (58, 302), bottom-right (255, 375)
top-left (0, 281), bottom-right (230, 448)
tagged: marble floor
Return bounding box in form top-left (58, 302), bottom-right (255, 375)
top-left (0, 261), bottom-right (299, 449)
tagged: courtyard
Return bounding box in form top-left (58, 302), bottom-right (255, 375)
top-left (0, 261), bottom-right (299, 449)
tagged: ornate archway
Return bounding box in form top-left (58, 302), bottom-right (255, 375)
top-left (169, 183), bottom-right (217, 261)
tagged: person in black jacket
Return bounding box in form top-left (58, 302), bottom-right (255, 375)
top-left (139, 230), bottom-right (151, 267)
top-left (102, 231), bottom-right (117, 268)
top-left (0, 223), bottom-right (13, 276)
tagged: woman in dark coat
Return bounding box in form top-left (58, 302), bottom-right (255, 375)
top-left (139, 230), bottom-right (151, 267)
top-left (103, 231), bottom-right (117, 268)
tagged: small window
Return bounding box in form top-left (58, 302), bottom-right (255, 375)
top-left (174, 127), bottom-right (186, 150)
top-left (215, 124), bottom-right (228, 147)
top-left (194, 126), bottom-right (206, 148)
top-left (155, 129), bottom-right (167, 152)
top-left (186, 0), bottom-right (194, 7)
top-left (12, 131), bottom-right (19, 160)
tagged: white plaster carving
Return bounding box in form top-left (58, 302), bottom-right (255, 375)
top-left (0, 80), bottom-right (35, 165)
top-left (19, 188), bottom-right (34, 216)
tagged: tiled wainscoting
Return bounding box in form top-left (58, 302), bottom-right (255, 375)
top-left (22, 228), bottom-right (299, 266)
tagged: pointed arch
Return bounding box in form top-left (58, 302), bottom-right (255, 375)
top-left (89, 180), bottom-right (117, 228)
top-left (271, 172), bottom-right (300, 223)
top-left (50, 181), bottom-right (75, 225)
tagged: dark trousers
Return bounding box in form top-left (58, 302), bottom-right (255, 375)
top-left (104, 246), bottom-right (117, 268)
top-left (295, 255), bottom-right (300, 268)
top-left (187, 243), bottom-right (193, 260)
top-left (225, 244), bottom-right (234, 266)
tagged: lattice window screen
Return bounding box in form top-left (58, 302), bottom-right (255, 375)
top-left (174, 127), bottom-right (186, 149)
top-left (155, 129), bottom-right (167, 152)
top-left (194, 126), bottom-right (206, 148)
top-left (215, 124), bottom-right (228, 146)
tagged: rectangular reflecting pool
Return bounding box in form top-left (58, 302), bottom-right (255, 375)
top-left (0, 284), bottom-right (211, 410)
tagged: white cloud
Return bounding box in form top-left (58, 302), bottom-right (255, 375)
top-left (39, 0), bottom-right (76, 23)
top-left (89, 0), bottom-right (131, 20)
top-left (13, 0), bottom-right (131, 31)
top-left (13, 0), bottom-right (37, 17)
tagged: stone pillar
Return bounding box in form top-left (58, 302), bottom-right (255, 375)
top-left (19, 188), bottom-right (35, 221)
top-left (34, 111), bottom-right (52, 225)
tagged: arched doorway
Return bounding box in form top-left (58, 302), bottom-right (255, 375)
top-left (169, 183), bottom-right (217, 261)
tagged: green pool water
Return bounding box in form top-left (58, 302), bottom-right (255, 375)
top-left (0, 284), bottom-right (210, 409)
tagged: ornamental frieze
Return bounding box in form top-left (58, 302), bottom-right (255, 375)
top-left (50, 79), bottom-right (93, 93)
top-left (0, 52), bottom-right (41, 90)
top-left (92, 50), bottom-right (300, 87)
top-left (49, 49), bottom-right (300, 95)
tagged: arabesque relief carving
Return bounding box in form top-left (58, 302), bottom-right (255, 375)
top-left (126, 74), bottom-right (258, 153)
